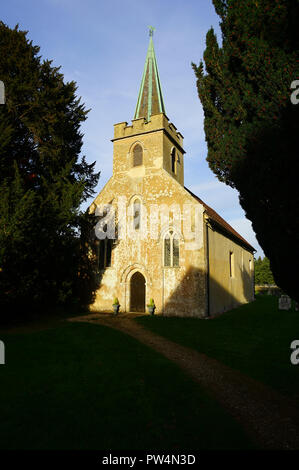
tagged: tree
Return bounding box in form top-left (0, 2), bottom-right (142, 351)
top-left (0, 22), bottom-right (100, 317)
top-left (192, 0), bottom-right (299, 301)
top-left (254, 256), bottom-right (275, 285)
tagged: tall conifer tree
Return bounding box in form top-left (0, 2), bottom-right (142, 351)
top-left (192, 0), bottom-right (299, 301)
top-left (0, 22), bottom-right (100, 316)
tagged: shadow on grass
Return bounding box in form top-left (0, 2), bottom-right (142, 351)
top-left (136, 295), bottom-right (299, 400)
top-left (0, 322), bottom-right (255, 450)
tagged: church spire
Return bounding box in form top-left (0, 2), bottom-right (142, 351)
top-left (134, 27), bottom-right (166, 122)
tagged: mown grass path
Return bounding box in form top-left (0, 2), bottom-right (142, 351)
top-left (69, 313), bottom-right (299, 450)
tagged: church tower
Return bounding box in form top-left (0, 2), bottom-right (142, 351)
top-left (112, 28), bottom-right (185, 186)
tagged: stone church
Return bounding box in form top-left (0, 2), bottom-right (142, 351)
top-left (89, 32), bottom-right (255, 317)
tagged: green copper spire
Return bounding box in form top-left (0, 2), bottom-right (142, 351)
top-left (134, 28), bottom-right (166, 122)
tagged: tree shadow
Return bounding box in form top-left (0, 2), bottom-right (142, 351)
top-left (163, 265), bottom-right (254, 317)
top-left (77, 202), bottom-right (120, 312)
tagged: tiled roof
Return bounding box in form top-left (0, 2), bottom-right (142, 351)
top-left (185, 187), bottom-right (255, 252)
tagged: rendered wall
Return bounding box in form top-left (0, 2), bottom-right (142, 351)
top-left (89, 170), bottom-right (206, 317)
top-left (207, 225), bottom-right (254, 316)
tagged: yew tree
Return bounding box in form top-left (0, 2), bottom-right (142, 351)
top-left (0, 22), bottom-right (99, 316)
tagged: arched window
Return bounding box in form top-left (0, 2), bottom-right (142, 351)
top-left (164, 230), bottom-right (179, 267)
top-left (98, 239), bottom-right (113, 269)
top-left (133, 199), bottom-right (141, 230)
top-left (171, 148), bottom-right (176, 173)
top-left (133, 144), bottom-right (143, 167)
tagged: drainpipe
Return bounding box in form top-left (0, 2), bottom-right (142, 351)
top-left (204, 215), bottom-right (210, 318)
top-left (162, 267), bottom-right (164, 315)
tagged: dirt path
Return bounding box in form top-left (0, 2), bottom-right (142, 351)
top-left (68, 313), bottom-right (299, 450)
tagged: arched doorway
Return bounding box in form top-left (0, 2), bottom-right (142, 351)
top-left (130, 271), bottom-right (145, 312)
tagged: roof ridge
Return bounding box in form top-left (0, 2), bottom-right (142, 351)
top-left (184, 186), bottom-right (255, 252)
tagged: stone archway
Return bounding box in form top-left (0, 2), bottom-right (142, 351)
top-left (130, 271), bottom-right (146, 312)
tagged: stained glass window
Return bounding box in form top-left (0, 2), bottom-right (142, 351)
top-left (173, 236), bottom-right (179, 267)
top-left (164, 235), bottom-right (171, 267)
top-left (164, 231), bottom-right (179, 267)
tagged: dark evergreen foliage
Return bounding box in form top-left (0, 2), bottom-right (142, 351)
top-left (0, 22), bottom-right (100, 317)
top-left (192, 0), bottom-right (299, 301)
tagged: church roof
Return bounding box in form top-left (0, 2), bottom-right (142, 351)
top-left (134, 29), bottom-right (166, 122)
top-left (185, 187), bottom-right (255, 252)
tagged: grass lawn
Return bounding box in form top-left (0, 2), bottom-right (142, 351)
top-left (136, 295), bottom-right (299, 400)
top-left (0, 322), bottom-right (254, 450)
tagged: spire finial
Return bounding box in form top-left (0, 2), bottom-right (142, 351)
top-left (148, 26), bottom-right (155, 37)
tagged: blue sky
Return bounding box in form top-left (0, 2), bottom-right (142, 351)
top-left (2, 0), bottom-right (264, 257)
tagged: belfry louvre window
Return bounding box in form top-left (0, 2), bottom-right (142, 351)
top-left (98, 239), bottom-right (113, 269)
top-left (133, 144), bottom-right (143, 167)
top-left (164, 231), bottom-right (179, 267)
